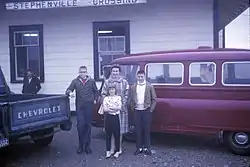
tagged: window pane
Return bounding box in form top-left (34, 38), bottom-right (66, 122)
top-left (98, 37), bottom-right (108, 52)
top-left (223, 62), bottom-right (250, 85)
top-left (99, 54), bottom-right (113, 77)
top-left (14, 32), bottom-right (23, 46)
top-left (147, 63), bottom-right (183, 84)
top-left (27, 46), bottom-right (40, 77)
top-left (15, 47), bottom-right (28, 77)
top-left (235, 63), bottom-right (250, 79)
top-left (189, 62), bottom-right (216, 85)
top-left (115, 37), bottom-right (125, 51)
top-left (23, 32), bottom-right (39, 45)
top-left (108, 37), bottom-right (115, 51)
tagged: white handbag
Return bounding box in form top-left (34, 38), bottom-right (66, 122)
top-left (98, 104), bottom-right (104, 115)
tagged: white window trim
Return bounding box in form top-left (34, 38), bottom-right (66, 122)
top-left (145, 62), bottom-right (184, 86)
top-left (189, 62), bottom-right (216, 86)
top-left (222, 61), bottom-right (250, 87)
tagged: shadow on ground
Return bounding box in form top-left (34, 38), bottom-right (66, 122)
top-left (93, 129), bottom-right (227, 154)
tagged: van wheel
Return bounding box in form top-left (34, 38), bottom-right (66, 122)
top-left (124, 133), bottom-right (136, 142)
top-left (33, 135), bottom-right (53, 147)
top-left (224, 132), bottom-right (250, 156)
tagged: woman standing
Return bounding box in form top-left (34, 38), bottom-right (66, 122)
top-left (103, 85), bottom-right (122, 158)
top-left (101, 65), bottom-right (129, 155)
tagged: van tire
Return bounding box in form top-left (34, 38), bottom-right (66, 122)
top-left (223, 131), bottom-right (250, 156)
top-left (124, 133), bottom-right (136, 142)
top-left (33, 135), bottom-right (53, 147)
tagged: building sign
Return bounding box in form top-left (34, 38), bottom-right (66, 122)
top-left (5, 0), bottom-right (147, 10)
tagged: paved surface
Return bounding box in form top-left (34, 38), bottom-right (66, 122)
top-left (1, 117), bottom-right (250, 167)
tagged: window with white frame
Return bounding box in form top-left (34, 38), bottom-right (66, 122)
top-left (146, 63), bottom-right (184, 85)
top-left (93, 21), bottom-right (130, 80)
top-left (189, 62), bottom-right (216, 86)
top-left (9, 25), bottom-right (44, 83)
top-left (222, 61), bottom-right (250, 85)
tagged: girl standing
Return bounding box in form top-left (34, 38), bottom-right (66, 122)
top-left (101, 65), bottom-right (129, 155)
top-left (103, 85), bottom-right (122, 158)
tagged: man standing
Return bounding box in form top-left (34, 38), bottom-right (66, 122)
top-left (22, 69), bottom-right (41, 94)
top-left (66, 66), bottom-right (98, 154)
top-left (130, 70), bottom-right (157, 156)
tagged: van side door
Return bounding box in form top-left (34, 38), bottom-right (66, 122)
top-left (145, 62), bottom-right (185, 131)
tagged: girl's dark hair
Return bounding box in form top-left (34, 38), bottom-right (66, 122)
top-left (108, 84), bottom-right (117, 95)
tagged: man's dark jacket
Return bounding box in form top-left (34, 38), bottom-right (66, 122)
top-left (22, 76), bottom-right (41, 94)
top-left (66, 76), bottom-right (99, 109)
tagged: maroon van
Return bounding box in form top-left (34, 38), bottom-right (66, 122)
top-left (92, 48), bottom-right (250, 156)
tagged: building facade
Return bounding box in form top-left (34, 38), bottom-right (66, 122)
top-left (225, 7), bottom-right (250, 49)
top-left (0, 0), bottom-right (248, 110)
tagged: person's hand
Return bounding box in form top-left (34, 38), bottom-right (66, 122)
top-left (69, 93), bottom-right (75, 98)
top-left (65, 90), bottom-right (72, 96)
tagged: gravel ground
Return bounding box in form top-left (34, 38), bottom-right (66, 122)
top-left (1, 117), bottom-right (250, 167)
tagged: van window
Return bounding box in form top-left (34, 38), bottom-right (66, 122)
top-left (120, 65), bottom-right (140, 84)
top-left (189, 62), bottom-right (216, 86)
top-left (146, 63), bottom-right (184, 85)
top-left (222, 61), bottom-right (250, 86)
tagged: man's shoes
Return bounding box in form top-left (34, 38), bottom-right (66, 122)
top-left (144, 148), bottom-right (152, 156)
top-left (77, 147), bottom-right (83, 154)
top-left (133, 148), bottom-right (143, 155)
top-left (85, 145), bottom-right (92, 154)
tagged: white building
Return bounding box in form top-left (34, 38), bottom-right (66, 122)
top-left (0, 0), bottom-right (249, 110)
top-left (226, 7), bottom-right (250, 49)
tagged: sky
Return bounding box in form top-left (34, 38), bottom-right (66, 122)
top-left (225, 7), bottom-right (250, 49)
